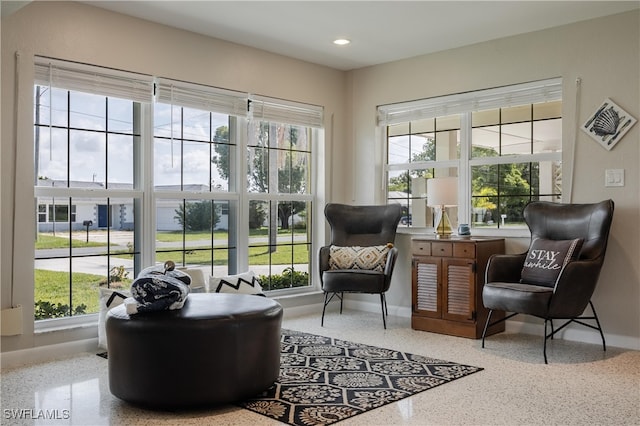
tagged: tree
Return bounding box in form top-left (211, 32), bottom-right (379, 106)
top-left (389, 137), bottom-right (436, 193)
top-left (174, 201), bottom-right (221, 231)
top-left (470, 145), bottom-right (534, 224)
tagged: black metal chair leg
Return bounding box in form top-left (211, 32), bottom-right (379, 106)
top-left (339, 292), bottom-right (344, 314)
top-left (383, 294), bottom-right (389, 316)
top-left (590, 301), bottom-right (606, 352)
top-left (481, 310), bottom-right (493, 348)
top-left (543, 319), bottom-right (549, 364)
top-left (321, 292), bottom-right (329, 326)
top-left (380, 293), bottom-right (387, 329)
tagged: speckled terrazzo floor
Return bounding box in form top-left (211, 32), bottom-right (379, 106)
top-left (2, 310), bottom-right (639, 425)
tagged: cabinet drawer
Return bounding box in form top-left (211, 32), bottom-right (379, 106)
top-left (453, 243), bottom-right (476, 259)
top-left (431, 242), bottom-right (452, 257)
top-left (412, 241), bottom-right (431, 256)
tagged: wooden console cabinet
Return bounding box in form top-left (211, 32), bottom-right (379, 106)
top-left (411, 236), bottom-right (505, 338)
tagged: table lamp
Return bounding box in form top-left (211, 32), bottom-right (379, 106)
top-left (427, 177), bottom-right (458, 238)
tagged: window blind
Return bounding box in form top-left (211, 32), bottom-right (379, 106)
top-left (34, 56), bottom-right (154, 103)
top-left (377, 78), bottom-right (562, 126)
top-left (155, 78), bottom-right (247, 116)
top-left (249, 95), bottom-right (324, 128)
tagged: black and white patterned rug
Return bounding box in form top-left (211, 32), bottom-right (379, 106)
top-left (238, 329), bottom-right (483, 426)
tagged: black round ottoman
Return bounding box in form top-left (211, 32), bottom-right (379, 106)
top-left (106, 293), bottom-right (283, 409)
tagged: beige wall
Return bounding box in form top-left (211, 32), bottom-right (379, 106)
top-left (346, 10), bottom-right (639, 348)
top-left (2, 2), bottom-right (638, 354)
top-left (1, 1), bottom-right (345, 352)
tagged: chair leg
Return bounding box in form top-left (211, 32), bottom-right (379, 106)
top-left (481, 310), bottom-right (493, 348)
top-left (321, 292), bottom-right (329, 326)
top-left (482, 311), bottom-right (518, 349)
top-left (543, 319), bottom-right (549, 364)
top-left (590, 301), bottom-right (607, 352)
top-left (384, 294), bottom-right (389, 316)
top-left (339, 292), bottom-right (344, 314)
top-left (379, 293), bottom-right (387, 329)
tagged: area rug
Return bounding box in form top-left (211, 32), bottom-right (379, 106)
top-left (238, 329), bottom-right (483, 426)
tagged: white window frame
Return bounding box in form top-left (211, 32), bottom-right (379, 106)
top-left (379, 78), bottom-right (563, 236)
top-left (33, 57), bottom-right (325, 330)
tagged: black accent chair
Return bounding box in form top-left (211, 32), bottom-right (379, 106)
top-left (481, 200), bottom-right (614, 363)
top-left (319, 203), bottom-right (403, 329)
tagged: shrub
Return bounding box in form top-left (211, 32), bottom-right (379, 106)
top-left (34, 300), bottom-right (87, 320)
top-left (260, 267), bottom-right (309, 290)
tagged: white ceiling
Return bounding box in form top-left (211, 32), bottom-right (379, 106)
top-left (5, 1), bottom-right (640, 70)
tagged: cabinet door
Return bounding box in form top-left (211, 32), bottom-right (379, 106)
top-left (442, 258), bottom-right (475, 322)
top-left (412, 257), bottom-right (441, 318)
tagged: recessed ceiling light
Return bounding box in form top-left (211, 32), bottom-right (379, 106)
top-left (333, 38), bottom-right (351, 46)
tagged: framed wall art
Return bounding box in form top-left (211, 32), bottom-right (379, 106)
top-left (582, 98), bottom-right (636, 151)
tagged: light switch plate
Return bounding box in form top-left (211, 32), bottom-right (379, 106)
top-left (605, 169), bottom-right (624, 187)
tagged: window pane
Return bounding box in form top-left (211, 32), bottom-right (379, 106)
top-left (70, 130), bottom-right (106, 184)
top-left (182, 107), bottom-right (211, 142)
top-left (108, 98), bottom-right (134, 133)
top-left (154, 103), bottom-right (174, 139)
top-left (472, 109), bottom-right (499, 127)
top-left (412, 133), bottom-right (435, 161)
top-left (388, 122), bottom-right (408, 137)
top-left (154, 137), bottom-right (182, 189)
top-left (501, 122), bottom-right (531, 155)
top-left (435, 130), bottom-right (459, 160)
top-left (278, 151), bottom-right (309, 194)
top-left (501, 104), bottom-right (531, 124)
top-left (183, 140), bottom-right (212, 189)
top-left (471, 126), bottom-right (499, 158)
top-left (247, 146), bottom-right (269, 193)
top-left (388, 135), bottom-right (410, 164)
top-left (108, 134), bottom-right (134, 185)
top-left (533, 118), bottom-right (562, 153)
top-left (36, 128), bottom-right (68, 184)
top-left (211, 143), bottom-right (232, 191)
top-left (70, 91), bottom-right (106, 131)
top-left (412, 118), bottom-right (435, 133)
top-left (533, 100), bottom-right (562, 120)
top-left (436, 114), bottom-right (460, 131)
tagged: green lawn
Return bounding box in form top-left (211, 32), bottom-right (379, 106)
top-left (35, 233), bottom-right (108, 249)
top-left (34, 269), bottom-right (131, 316)
top-left (34, 229), bottom-right (310, 319)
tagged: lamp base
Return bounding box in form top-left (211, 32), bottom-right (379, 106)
top-left (435, 209), bottom-right (453, 238)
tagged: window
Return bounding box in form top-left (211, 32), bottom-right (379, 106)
top-left (34, 58), bottom-right (149, 320)
top-left (153, 79), bottom-right (246, 278)
top-left (33, 58), bottom-right (323, 322)
top-left (381, 79), bottom-right (562, 231)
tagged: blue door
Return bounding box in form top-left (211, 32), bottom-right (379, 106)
top-left (98, 205), bottom-right (110, 228)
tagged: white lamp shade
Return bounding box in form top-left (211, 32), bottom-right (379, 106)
top-left (427, 177), bottom-right (458, 207)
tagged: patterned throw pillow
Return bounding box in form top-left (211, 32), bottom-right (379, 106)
top-left (209, 271), bottom-right (265, 296)
top-left (520, 238), bottom-right (583, 287)
top-left (329, 244), bottom-right (393, 272)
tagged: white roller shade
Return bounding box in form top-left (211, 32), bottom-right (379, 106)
top-left (250, 95), bottom-right (324, 128)
top-left (378, 78), bottom-right (562, 126)
top-left (34, 56), bottom-right (154, 103)
top-left (155, 78), bottom-right (247, 116)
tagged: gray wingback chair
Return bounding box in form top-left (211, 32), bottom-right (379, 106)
top-left (481, 199), bottom-right (614, 363)
top-left (319, 203), bottom-right (403, 329)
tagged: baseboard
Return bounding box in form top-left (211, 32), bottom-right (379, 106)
top-left (1, 338), bottom-right (98, 370)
